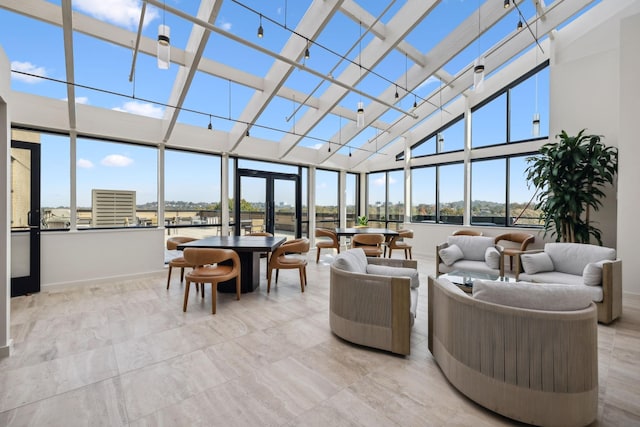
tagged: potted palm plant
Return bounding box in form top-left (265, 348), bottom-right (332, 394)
top-left (525, 129), bottom-right (617, 244)
top-left (355, 215), bottom-right (368, 227)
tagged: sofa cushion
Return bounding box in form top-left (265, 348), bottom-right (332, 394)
top-left (520, 252), bottom-right (554, 274)
top-left (332, 248), bottom-right (368, 273)
top-left (440, 259), bottom-right (500, 275)
top-left (447, 236), bottom-right (495, 261)
top-left (366, 264), bottom-right (420, 289)
top-left (583, 260), bottom-right (607, 286)
top-left (439, 244), bottom-right (464, 266)
top-left (473, 280), bottom-right (593, 311)
top-left (517, 272), bottom-right (604, 302)
top-left (545, 243), bottom-right (616, 276)
top-left (485, 246), bottom-right (501, 270)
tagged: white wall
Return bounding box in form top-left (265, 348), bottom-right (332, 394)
top-left (0, 47), bottom-right (11, 357)
top-left (551, 0), bottom-right (640, 293)
top-left (40, 229), bottom-right (165, 288)
top-left (618, 10), bottom-right (640, 295)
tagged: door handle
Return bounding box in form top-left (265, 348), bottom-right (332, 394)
top-left (27, 209), bottom-right (41, 228)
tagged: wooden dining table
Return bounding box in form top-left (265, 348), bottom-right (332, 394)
top-left (177, 235), bottom-right (286, 293)
top-left (334, 227), bottom-right (399, 238)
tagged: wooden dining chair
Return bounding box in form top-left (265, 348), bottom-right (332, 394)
top-left (267, 238), bottom-right (310, 293)
top-left (494, 232), bottom-right (535, 271)
top-left (182, 248), bottom-right (241, 314)
top-left (452, 229), bottom-right (483, 236)
top-left (351, 233), bottom-right (385, 257)
top-left (315, 228), bottom-right (340, 262)
top-left (385, 229), bottom-right (414, 259)
top-left (166, 236), bottom-right (197, 289)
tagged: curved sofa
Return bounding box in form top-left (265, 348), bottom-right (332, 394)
top-left (330, 249), bottom-right (419, 355)
top-left (428, 275), bottom-right (598, 427)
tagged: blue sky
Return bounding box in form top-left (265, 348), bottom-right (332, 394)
top-left (2, 0), bottom-right (552, 208)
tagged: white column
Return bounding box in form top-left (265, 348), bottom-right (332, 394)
top-left (0, 48), bottom-right (12, 357)
top-left (308, 166), bottom-right (316, 246)
top-left (221, 153), bottom-right (229, 236)
top-left (157, 145), bottom-right (165, 230)
top-left (69, 131), bottom-right (77, 230)
top-left (404, 137), bottom-right (411, 224)
top-left (463, 97), bottom-right (472, 226)
top-left (339, 170), bottom-right (346, 229)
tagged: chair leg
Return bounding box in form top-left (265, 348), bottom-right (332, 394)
top-left (276, 269), bottom-right (279, 284)
top-left (316, 247), bottom-right (321, 263)
top-left (180, 267), bottom-right (185, 283)
top-left (387, 248), bottom-right (393, 258)
top-left (408, 248), bottom-right (412, 260)
top-left (183, 281), bottom-right (191, 312)
top-left (267, 267), bottom-right (273, 293)
top-left (166, 265), bottom-right (173, 289)
top-left (236, 274), bottom-right (241, 301)
top-left (299, 267), bottom-right (305, 292)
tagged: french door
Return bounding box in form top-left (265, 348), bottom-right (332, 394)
top-left (235, 169), bottom-right (301, 238)
top-left (10, 141), bottom-right (41, 297)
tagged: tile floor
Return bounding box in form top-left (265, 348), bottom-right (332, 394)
top-left (1, 253), bottom-right (639, 426)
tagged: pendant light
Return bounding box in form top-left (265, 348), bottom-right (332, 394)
top-left (504, 0), bottom-right (510, 8)
top-left (304, 39), bottom-right (310, 59)
top-left (257, 14), bottom-right (263, 38)
top-left (437, 80), bottom-right (444, 152)
top-left (157, 1), bottom-right (170, 69)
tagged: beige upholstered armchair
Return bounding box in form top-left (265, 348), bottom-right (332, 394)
top-left (330, 249), bottom-right (419, 355)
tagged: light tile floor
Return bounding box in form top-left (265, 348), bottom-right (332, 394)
top-left (1, 253), bottom-right (639, 426)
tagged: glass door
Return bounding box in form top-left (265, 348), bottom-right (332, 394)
top-left (10, 141), bottom-right (41, 297)
top-left (235, 169), bottom-right (300, 238)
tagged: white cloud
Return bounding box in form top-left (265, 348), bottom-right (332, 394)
top-left (11, 61), bottom-right (47, 84)
top-left (312, 143), bottom-right (323, 150)
top-left (218, 19), bottom-right (232, 31)
top-left (374, 176), bottom-right (386, 186)
top-left (417, 75), bottom-right (440, 90)
top-left (75, 97), bottom-right (90, 105)
top-left (112, 101), bottom-right (164, 118)
top-left (77, 158), bottom-right (94, 169)
top-left (101, 154), bottom-right (134, 167)
top-left (388, 176), bottom-right (397, 184)
top-left (73, 0), bottom-right (158, 30)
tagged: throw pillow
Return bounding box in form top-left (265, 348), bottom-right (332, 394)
top-left (484, 246), bottom-right (501, 270)
top-left (366, 264), bottom-right (420, 288)
top-left (439, 244), bottom-right (464, 266)
top-left (332, 249), bottom-right (367, 274)
top-left (583, 260), bottom-right (607, 286)
top-left (520, 252), bottom-right (554, 274)
top-left (473, 280), bottom-right (593, 311)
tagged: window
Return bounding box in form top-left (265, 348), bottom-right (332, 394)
top-left (509, 155), bottom-right (543, 226)
top-left (301, 166), bottom-right (309, 236)
top-left (165, 149), bottom-right (222, 237)
top-left (438, 163), bottom-right (464, 224)
top-left (345, 173), bottom-right (358, 227)
top-left (76, 138), bottom-right (157, 228)
top-left (387, 170), bottom-right (404, 226)
top-left (472, 93), bottom-right (507, 148)
top-left (510, 67), bottom-right (550, 142)
top-left (367, 172), bottom-right (386, 227)
top-left (409, 115), bottom-right (465, 158)
top-left (40, 132), bottom-right (71, 230)
top-left (411, 166), bottom-right (435, 222)
top-left (471, 158), bottom-right (507, 225)
top-left (315, 169), bottom-right (339, 228)
top-left (472, 62), bottom-right (549, 148)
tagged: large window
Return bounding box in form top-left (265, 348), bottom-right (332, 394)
top-left (472, 62), bottom-right (549, 148)
top-left (315, 169), bottom-right (339, 228)
top-left (345, 173), bottom-right (358, 227)
top-left (410, 115), bottom-right (465, 158)
top-left (164, 149), bottom-right (221, 238)
top-left (367, 170), bottom-right (405, 229)
top-left (468, 155), bottom-right (543, 227)
top-left (411, 166), bottom-right (435, 222)
top-left (76, 138), bottom-right (157, 228)
top-left (471, 158), bottom-right (507, 225)
top-left (39, 132), bottom-right (71, 230)
top-left (438, 163), bottom-right (464, 224)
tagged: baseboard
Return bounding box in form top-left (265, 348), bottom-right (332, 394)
top-left (41, 269), bottom-right (166, 291)
top-left (0, 339), bottom-right (13, 358)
